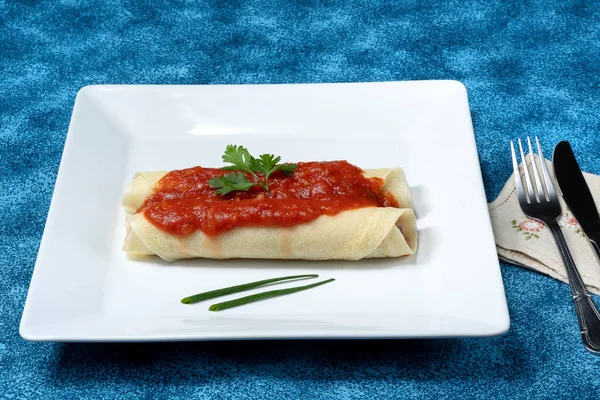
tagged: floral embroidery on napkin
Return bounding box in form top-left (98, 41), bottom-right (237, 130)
top-left (558, 209), bottom-right (584, 236)
top-left (511, 218), bottom-right (543, 240)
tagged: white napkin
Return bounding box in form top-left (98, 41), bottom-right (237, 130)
top-left (489, 158), bottom-right (600, 294)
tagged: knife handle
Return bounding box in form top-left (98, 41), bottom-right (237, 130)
top-left (549, 222), bottom-right (600, 354)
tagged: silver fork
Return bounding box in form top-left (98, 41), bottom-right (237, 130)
top-left (511, 137), bottom-right (600, 354)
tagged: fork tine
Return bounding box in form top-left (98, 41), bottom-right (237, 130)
top-left (527, 137), bottom-right (545, 201)
top-left (518, 138), bottom-right (535, 203)
top-left (510, 140), bottom-right (526, 202)
top-left (535, 136), bottom-right (558, 201)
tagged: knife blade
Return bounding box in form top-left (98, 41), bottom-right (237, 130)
top-left (553, 141), bottom-right (600, 260)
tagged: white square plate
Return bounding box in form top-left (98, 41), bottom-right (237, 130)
top-left (20, 81), bottom-right (509, 341)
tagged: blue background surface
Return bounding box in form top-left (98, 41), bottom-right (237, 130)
top-left (2, 0), bottom-right (600, 398)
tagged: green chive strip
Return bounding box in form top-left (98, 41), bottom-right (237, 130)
top-left (181, 274), bottom-right (318, 304)
top-left (208, 278), bottom-right (335, 311)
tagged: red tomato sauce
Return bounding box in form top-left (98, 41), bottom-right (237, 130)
top-left (139, 161), bottom-right (399, 236)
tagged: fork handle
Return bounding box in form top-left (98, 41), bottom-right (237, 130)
top-left (549, 221), bottom-right (600, 354)
top-left (590, 239), bottom-right (600, 262)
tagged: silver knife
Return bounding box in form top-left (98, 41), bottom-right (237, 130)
top-left (553, 141), bottom-right (600, 260)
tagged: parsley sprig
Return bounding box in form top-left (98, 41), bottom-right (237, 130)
top-left (208, 145), bottom-right (298, 195)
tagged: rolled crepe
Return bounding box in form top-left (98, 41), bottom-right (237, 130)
top-left (122, 168), bottom-right (417, 261)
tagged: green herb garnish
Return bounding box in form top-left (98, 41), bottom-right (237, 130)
top-left (208, 171), bottom-right (254, 195)
top-left (180, 274), bottom-right (318, 304)
top-left (208, 145), bottom-right (298, 195)
top-left (208, 278), bottom-right (335, 311)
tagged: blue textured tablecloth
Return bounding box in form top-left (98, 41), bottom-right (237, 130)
top-left (2, 0), bottom-right (600, 398)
